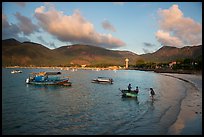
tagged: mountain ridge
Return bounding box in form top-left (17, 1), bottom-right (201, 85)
top-left (2, 39), bottom-right (202, 67)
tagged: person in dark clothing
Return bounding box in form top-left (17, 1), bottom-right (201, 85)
top-left (128, 84), bottom-right (132, 92)
top-left (135, 86), bottom-right (139, 94)
top-left (150, 88), bottom-right (155, 100)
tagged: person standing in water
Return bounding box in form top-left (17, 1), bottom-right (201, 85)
top-left (150, 88), bottom-right (155, 100)
top-left (128, 84), bottom-right (132, 92)
top-left (135, 86), bottom-right (139, 94)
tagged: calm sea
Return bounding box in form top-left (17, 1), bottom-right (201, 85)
top-left (2, 68), bottom-right (201, 135)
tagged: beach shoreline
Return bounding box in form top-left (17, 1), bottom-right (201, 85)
top-left (162, 73), bottom-right (202, 135)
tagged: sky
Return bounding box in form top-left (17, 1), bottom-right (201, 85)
top-left (2, 2), bottom-right (202, 55)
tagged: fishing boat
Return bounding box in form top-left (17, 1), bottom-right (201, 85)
top-left (25, 71), bottom-right (71, 86)
top-left (92, 77), bottom-right (113, 84)
top-left (119, 89), bottom-right (138, 98)
top-left (11, 70), bottom-right (22, 74)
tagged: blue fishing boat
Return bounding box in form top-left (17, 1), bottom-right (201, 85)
top-left (25, 71), bottom-right (71, 86)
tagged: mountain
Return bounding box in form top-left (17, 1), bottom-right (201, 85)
top-left (2, 39), bottom-right (202, 67)
top-left (2, 38), bottom-right (21, 46)
top-left (2, 39), bottom-right (60, 66)
top-left (141, 45), bottom-right (202, 62)
top-left (2, 39), bottom-right (141, 66)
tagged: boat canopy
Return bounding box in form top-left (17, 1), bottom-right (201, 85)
top-left (97, 77), bottom-right (112, 79)
top-left (45, 72), bottom-right (61, 75)
top-left (31, 71), bottom-right (61, 76)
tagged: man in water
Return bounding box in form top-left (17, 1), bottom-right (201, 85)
top-left (150, 88), bottom-right (155, 100)
top-left (128, 83), bottom-right (132, 92)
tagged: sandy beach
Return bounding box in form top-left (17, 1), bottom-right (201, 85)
top-left (161, 73), bottom-right (202, 135)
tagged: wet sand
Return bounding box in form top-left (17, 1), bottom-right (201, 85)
top-left (161, 73), bottom-right (202, 135)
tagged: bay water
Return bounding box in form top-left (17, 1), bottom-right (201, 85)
top-left (2, 68), bottom-right (201, 135)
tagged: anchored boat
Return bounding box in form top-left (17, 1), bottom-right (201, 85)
top-left (92, 77), bottom-right (113, 84)
top-left (25, 71), bottom-right (71, 86)
top-left (11, 70), bottom-right (22, 74)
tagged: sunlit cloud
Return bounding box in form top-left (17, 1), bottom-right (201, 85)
top-left (34, 4), bottom-right (125, 49)
top-left (102, 20), bottom-right (116, 32)
top-left (156, 30), bottom-right (183, 46)
top-left (156, 4), bottom-right (202, 47)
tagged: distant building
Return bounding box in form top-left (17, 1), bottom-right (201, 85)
top-left (155, 65), bottom-right (161, 69)
top-left (169, 61), bottom-right (177, 68)
top-left (125, 58), bottom-right (129, 69)
top-left (81, 64), bottom-right (86, 68)
top-left (108, 66), bottom-right (118, 70)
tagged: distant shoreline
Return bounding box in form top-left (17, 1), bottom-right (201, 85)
top-left (153, 69), bottom-right (202, 75)
top-left (3, 66), bottom-right (121, 71)
top-left (133, 68), bottom-right (202, 75)
top-left (3, 66), bottom-right (202, 75)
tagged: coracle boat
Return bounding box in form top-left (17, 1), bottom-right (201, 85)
top-left (119, 89), bottom-right (138, 98)
top-left (11, 70), bottom-right (22, 74)
top-left (25, 71), bottom-right (71, 86)
top-left (92, 77), bottom-right (113, 84)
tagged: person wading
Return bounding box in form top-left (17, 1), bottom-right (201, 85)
top-left (150, 88), bottom-right (155, 101)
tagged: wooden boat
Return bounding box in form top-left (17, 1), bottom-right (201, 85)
top-left (119, 89), bottom-right (138, 98)
top-left (92, 77), bottom-right (113, 84)
top-left (25, 71), bottom-right (71, 86)
top-left (11, 70), bottom-right (22, 74)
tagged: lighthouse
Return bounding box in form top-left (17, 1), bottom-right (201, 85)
top-left (125, 58), bottom-right (129, 69)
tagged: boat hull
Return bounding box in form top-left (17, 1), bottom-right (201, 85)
top-left (27, 79), bottom-right (72, 86)
top-left (120, 89), bottom-right (138, 98)
top-left (11, 70), bottom-right (22, 74)
top-left (122, 92), bottom-right (138, 98)
top-left (92, 79), bottom-right (113, 84)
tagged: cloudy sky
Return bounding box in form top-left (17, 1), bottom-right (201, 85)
top-left (2, 2), bottom-right (202, 54)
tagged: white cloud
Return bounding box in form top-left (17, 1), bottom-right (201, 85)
top-left (156, 30), bottom-right (183, 46)
top-left (156, 4), bottom-right (202, 47)
top-left (35, 6), bottom-right (45, 13)
top-left (34, 4), bottom-right (125, 49)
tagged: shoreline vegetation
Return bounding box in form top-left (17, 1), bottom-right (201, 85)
top-left (4, 66), bottom-right (202, 75)
top-left (136, 68), bottom-right (202, 75)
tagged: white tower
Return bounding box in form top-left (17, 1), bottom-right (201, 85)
top-left (125, 58), bottom-right (129, 69)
